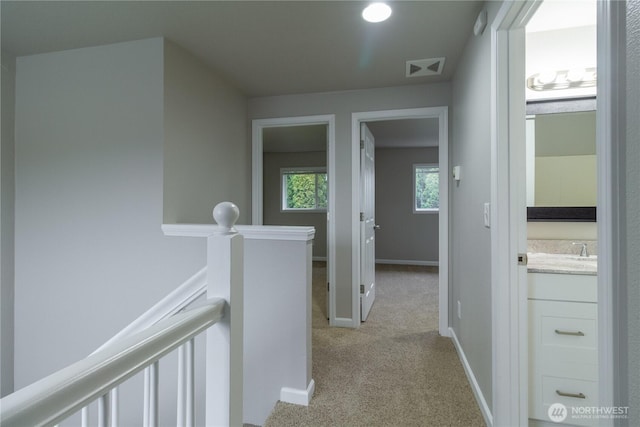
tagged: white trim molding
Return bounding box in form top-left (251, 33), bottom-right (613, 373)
top-left (596, 0), bottom-right (624, 415)
top-left (332, 318), bottom-right (354, 329)
top-left (490, 2), bottom-right (540, 426)
top-left (351, 107), bottom-right (449, 334)
top-left (280, 379), bottom-right (315, 406)
top-left (375, 259), bottom-right (438, 267)
top-left (450, 327), bottom-right (493, 427)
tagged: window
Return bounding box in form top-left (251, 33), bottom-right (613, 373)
top-left (281, 168), bottom-right (327, 211)
top-left (414, 164), bottom-right (439, 213)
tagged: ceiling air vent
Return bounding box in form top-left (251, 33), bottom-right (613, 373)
top-left (406, 57), bottom-right (445, 78)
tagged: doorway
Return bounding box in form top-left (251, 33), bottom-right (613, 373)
top-left (252, 115), bottom-right (336, 322)
top-left (351, 107), bottom-right (449, 334)
top-left (491, 1), bottom-right (613, 424)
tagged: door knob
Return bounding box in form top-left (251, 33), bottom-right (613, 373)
top-left (373, 224), bottom-right (381, 230)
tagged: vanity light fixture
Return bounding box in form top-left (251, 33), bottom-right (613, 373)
top-left (527, 67), bottom-right (597, 91)
top-left (362, 2), bottom-right (392, 23)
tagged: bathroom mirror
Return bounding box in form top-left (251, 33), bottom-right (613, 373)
top-left (526, 97), bottom-right (597, 222)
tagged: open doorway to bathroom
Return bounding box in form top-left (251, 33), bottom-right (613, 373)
top-left (524, 1), bottom-right (599, 424)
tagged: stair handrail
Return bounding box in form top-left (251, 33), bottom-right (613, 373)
top-left (0, 299), bottom-right (224, 427)
top-left (77, 266), bottom-right (208, 426)
top-left (92, 266), bottom-right (207, 354)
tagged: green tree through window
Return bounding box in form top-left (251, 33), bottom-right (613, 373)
top-left (282, 169), bottom-right (327, 210)
top-left (415, 165), bottom-right (439, 211)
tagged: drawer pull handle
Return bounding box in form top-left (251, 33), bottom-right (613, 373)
top-left (555, 329), bottom-right (585, 336)
top-left (556, 390), bottom-right (586, 399)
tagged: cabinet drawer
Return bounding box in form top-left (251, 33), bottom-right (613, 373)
top-left (529, 299), bottom-right (599, 425)
top-left (528, 273), bottom-right (597, 302)
top-left (530, 375), bottom-right (599, 426)
top-left (530, 300), bottom-right (598, 380)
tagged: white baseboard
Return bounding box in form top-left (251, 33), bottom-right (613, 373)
top-left (280, 379), bottom-right (315, 406)
top-left (449, 327), bottom-right (493, 427)
top-left (332, 317), bottom-right (355, 328)
top-left (375, 259), bottom-right (439, 267)
top-left (312, 256), bottom-right (327, 262)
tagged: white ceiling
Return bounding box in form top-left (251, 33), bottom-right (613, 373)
top-left (0, 0), bottom-right (483, 97)
top-left (526, 0), bottom-right (596, 33)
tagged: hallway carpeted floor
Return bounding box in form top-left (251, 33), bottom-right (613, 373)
top-left (264, 263), bottom-right (486, 427)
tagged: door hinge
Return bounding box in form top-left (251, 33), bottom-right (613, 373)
top-left (360, 140), bottom-right (365, 149)
top-left (518, 253), bottom-right (528, 266)
top-left (360, 284), bottom-right (365, 294)
top-left (327, 282), bottom-right (330, 292)
top-left (360, 212), bottom-right (364, 221)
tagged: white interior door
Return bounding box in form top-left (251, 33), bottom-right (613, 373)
top-left (360, 123), bottom-right (376, 321)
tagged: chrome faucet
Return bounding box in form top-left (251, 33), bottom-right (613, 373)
top-left (572, 242), bottom-right (589, 257)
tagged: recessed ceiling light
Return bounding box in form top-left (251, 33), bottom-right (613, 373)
top-left (362, 3), bottom-right (392, 23)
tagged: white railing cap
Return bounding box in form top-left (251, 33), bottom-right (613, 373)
top-left (213, 202), bottom-right (239, 234)
top-left (163, 224), bottom-right (315, 241)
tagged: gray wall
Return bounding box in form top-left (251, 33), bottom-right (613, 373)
top-left (449, 2), bottom-right (501, 411)
top-left (12, 37), bottom-right (248, 424)
top-left (625, 0), bottom-right (639, 420)
top-left (375, 147), bottom-right (439, 263)
top-left (1, 51), bottom-right (16, 397)
top-left (163, 40), bottom-right (249, 224)
top-left (263, 151), bottom-right (327, 258)
top-left (249, 83), bottom-right (452, 320)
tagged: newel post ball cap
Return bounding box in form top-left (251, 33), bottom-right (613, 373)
top-left (213, 201), bottom-right (239, 232)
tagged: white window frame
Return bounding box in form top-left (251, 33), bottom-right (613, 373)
top-left (413, 163), bottom-right (440, 214)
top-left (280, 167), bottom-right (328, 213)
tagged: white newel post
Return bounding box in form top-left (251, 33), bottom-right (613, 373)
top-left (206, 202), bottom-right (244, 427)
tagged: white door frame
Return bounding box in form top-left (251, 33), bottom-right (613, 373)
top-left (490, 2), bottom-right (615, 425)
top-left (351, 107), bottom-right (449, 335)
top-left (252, 115), bottom-right (338, 324)
top-left (490, 3), bottom-right (536, 425)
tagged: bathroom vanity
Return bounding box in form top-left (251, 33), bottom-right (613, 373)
top-left (528, 253), bottom-right (598, 426)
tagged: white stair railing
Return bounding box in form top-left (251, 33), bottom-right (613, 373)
top-left (79, 265), bottom-right (208, 427)
top-left (0, 202), bottom-right (244, 427)
top-left (0, 300), bottom-right (224, 427)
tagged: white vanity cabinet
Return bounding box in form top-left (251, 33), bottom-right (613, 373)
top-left (528, 273), bottom-right (598, 426)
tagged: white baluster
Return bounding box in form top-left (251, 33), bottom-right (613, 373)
top-left (206, 202), bottom-right (244, 426)
top-left (143, 363), bottom-right (158, 427)
top-left (177, 341), bottom-right (195, 427)
top-left (98, 394), bottom-right (110, 427)
top-left (110, 388), bottom-right (118, 427)
top-left (185, 339), bottom-right (195, 426)
top-left (177, 345), bottom-right (186, 426)
top-left (81, 406), bottom-right (90, 427)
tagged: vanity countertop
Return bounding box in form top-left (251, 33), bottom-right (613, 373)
top-left (527, 252), bottom-right (597, 275)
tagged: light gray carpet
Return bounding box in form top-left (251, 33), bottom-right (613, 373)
top-left (264, 263), bottom-right (486, 427)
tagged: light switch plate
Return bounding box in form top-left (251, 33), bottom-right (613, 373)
top-left (484, 202), bottom-right (491, 228)
top-left (453, 165), bottom-right (461, 181)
